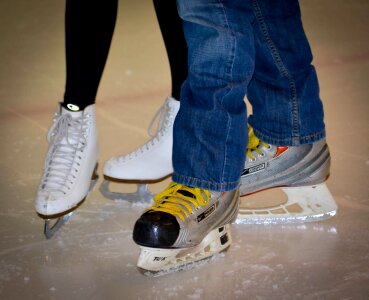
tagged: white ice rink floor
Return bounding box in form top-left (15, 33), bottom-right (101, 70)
top-left (1, 0), bottom-right (368, 299)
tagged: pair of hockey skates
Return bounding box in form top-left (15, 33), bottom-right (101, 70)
top-left (34, 97), bottom-right (337, 274)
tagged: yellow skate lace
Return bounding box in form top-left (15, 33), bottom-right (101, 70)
top-left (247, 125), bottom-right (271, 160)
top-left (147, 182), bottom-right (211, 222)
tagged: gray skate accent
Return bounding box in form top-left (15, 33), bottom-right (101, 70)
top-left (240, 140), bottom-right (330, 196)
top-left (172, 189), bottom-right (240, 248)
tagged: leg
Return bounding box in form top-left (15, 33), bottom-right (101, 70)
top-left (103, 0), bottom-right (187, 186)
top-left (35, 0), bottom-right (117, 237)
top-left (64, 0), bottom-right (117, 110)
top-left (153, 0), bottom-right (187, 100)
top-left (133, 0), bottom-right (255, 273)
top-left (172, 0), bottom-right (254, 191)
top-left (248, 0), bottom-right (325, 145)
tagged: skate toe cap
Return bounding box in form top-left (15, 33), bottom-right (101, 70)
top-left (35, 192), bottom-right (78, 217)
top-left (133, 211), bottom-right (179, 248)
top-left (35, 193), bottom-right (58, 216)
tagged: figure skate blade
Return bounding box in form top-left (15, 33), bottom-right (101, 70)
top-left (44, 212), bottom-right (74, 239)
top-left (42, 171), bottom-right (99, 239)
top-left (236, 183), bottom-right (337, 224)
top-left (137, 224), bottom-right (232, 276)
top-left (99, 180), bottom-right (154, 202)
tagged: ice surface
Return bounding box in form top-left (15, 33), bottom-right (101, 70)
top-left (0, 0), bottom-right (369, 299)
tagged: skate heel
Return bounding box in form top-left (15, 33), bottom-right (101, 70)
top-left (237, 183), bottom-right (337, 224)
top-left (137, 224), bottom-right (232, 275)
top-left (289, 151), bottom-right (331, 187)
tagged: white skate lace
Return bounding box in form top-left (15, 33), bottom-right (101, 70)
top-left (120, 101), bottom-right (175, 161)
top-left (41, 112), bottom-right (88, 194)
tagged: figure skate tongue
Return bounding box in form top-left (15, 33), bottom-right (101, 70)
top-left (237, 127), bottom-right (337, 224)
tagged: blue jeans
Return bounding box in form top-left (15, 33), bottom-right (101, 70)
top-left (172, 0), bottom-right (326, 192)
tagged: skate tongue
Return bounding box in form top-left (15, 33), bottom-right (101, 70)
top-left (247, 126), bottom-right (260, 149)
top-left (47, 108), bottom-right (87, 162)
top-left (177, 189), bottom-right (196, 199)
top-left (43, 112), bottom-right (86, 192)
top-left (61, 105), bottom-right (83, 118)
top-left (148, 183), bottom-right (211, 221)
top-left (53, 114), bottom-right (84, 146)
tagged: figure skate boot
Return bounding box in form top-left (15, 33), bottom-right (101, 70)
top-left (35, 103), bottom-right (98, 238)
top-left (101, 97), bottom-right (179, 202)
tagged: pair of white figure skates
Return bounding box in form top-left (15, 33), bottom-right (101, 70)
top-left (34, 97), bottom-right (337, 274)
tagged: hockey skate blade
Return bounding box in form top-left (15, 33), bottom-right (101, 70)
top-left (237, 183), bottom-right (337, 224)
top-left (99, 180), bottom-right (154, 202)
top-left (137, 224), bottom-right (232, 276)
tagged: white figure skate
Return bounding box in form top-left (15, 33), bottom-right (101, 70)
top-left (237, 127), bottom-right (337, 224)
top-left (35, 103), bottom-right (99, 238)
top-left (101, 97), bottom-right (179, 202)
top-left (133, 182), bottom-right (239, 275)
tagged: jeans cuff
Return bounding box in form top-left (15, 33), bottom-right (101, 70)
top-left (252, 128), bottom-right (326, 146)
top-left (172, 173), bottom-right (240, 192)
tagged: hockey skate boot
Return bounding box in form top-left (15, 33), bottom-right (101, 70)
top-left (35, 103), bottom-right (99, 238)
top-left (237, 127), bottom-right (337, 224)
top-left (133, 182), bottom-right (239, 274)
top-left (101, 97), bottom-right (179, 202)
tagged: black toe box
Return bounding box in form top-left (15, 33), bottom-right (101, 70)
top-left (133, 211), bottom-right (180, 248)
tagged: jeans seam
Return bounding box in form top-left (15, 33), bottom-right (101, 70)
top-left (252, 0), bottom-right (300, 139)
top-left (221, 111), bottom-right (232, 182)
top-left (217, 0), bottom-right (235, 80)
top-left (217, 0), bottom-right (236, 183)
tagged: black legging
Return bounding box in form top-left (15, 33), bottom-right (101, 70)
top-left (63, 0), bottom-right (187, 110)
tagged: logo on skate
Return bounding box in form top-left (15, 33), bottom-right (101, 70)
top-left (153, 257), bottom-right (166, 261)
top-left (241, 163), bottom-right (265, 177)
top-left (197, 204), bottom-right (216, 222)
top-left (66, 103), bottom-right (80, 111)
